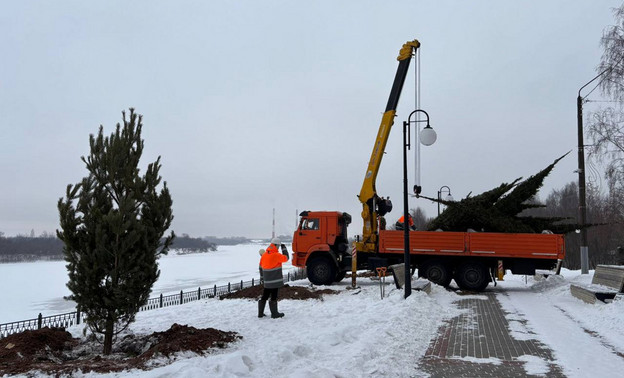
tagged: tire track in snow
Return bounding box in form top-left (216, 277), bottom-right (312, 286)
top-left (553, 304), bottom-right (624, 360)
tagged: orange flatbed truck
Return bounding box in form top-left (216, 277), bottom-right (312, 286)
top-left (292, 211), bottom-right (564, 291)
top-left (291, 40), bottom-right (565, 291)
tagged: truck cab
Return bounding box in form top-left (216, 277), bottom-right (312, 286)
top-left (292, 211), bottom-right (351, 285)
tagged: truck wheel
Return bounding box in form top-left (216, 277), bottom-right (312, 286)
top-left (334, 270), bottom-right (347, 282)
top-left (455, 262), bottom-right (490, 292)
top-left (307, 257), bottom-right (337, 286)
top-left (419, 260), bottom-right (452, 287)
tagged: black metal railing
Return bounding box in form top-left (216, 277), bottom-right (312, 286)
top-left (0, 269), bottom-right (306, 339)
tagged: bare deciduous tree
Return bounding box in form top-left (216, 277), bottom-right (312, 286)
top-left (586, 4), bottom-right (624, 217)
top-left (588, 108), bottom-right (624, 194)
top-left (597, 5), bottom-right (624, 101)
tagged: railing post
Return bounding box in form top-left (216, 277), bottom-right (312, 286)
top-left (37, 313), bottom-right (42, 329)
top-left (288, 272), bottom-right (291, 281)
top-left (240, 280), bottom-right (243, 290)
top-left (228, 282), bottom-right (231, 293)
top-left (160, 293), bottom-right (163, 308)
top-left (252, 278), bottom-right (255, 286)
top-left (198, 287), bottom-right (201, 301)
top-left (179, 290), bottom-right (183, 305)
top-left (76, 306), bottom-right (81, 325)
top-left (214, 284), bottom-right (217, 297)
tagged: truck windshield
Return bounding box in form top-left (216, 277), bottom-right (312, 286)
top-left (302, 218), bottom-right (319, 230)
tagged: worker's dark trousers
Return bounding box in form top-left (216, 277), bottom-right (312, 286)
top-left (261, 288), bottom-right (278, 301)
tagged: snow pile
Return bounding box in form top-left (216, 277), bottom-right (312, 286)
top-left (530, 273), bottom-right (568, 293)
top-left (516, 355), bottom-right (550, 376)
top-left (65, 279), bottom-right (462, 377)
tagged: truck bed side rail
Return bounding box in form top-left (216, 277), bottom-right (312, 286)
top-left (378, 230), bottom-right (564, 259)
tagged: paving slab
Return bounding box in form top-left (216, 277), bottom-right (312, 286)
top-left (418, 292), bottom-right (566, 377)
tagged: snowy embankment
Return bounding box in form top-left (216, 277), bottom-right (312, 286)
top-left (70, 279), bottom-right (462, 378)
top-left (64, 268), bottom-right (624, 378)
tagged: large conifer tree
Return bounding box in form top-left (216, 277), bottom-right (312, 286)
top-left (57, 109), bottom-right (174, 355)
top-left (424, 153), bottom-right (579, 234)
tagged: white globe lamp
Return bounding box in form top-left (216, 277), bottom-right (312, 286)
top-left (419, 125), bottom-right (437, 146)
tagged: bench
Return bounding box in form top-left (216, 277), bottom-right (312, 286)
top-left (570, 265), bottom-right (624, 304)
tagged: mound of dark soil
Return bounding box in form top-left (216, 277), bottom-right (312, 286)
top-left (0, 327), bottom-right (77, 367)
top-left (0, 324), bottom-right (241, 376)
top-left (139, 323), bottom-right (239, 361)
top-left (219, 284), bottom-right (339, 300)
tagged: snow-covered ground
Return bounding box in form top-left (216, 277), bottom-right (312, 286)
top-left (67, 268), bottom-right (623, 378)
top-left (495, 270), bottom-right (624, 377)
top-left (2, 245), bottom-right (624, 377)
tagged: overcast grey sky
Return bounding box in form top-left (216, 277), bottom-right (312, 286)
top-left (0, 0), bottom-right (620, 239)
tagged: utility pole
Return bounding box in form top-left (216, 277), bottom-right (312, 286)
top-left (577, 95), bottom-right (589, 274)
top-left (272, 208), bottom-right (275, 239)
top-left (576, 66), bottom-right (613, 274)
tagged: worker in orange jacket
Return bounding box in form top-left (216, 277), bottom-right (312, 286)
top-left (258, 237), bottom-right (289, 318)
top-left (396, 214), bottom-right (416, 231)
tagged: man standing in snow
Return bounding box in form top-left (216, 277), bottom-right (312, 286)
top-left (258, 237), bottom-right (289, 318)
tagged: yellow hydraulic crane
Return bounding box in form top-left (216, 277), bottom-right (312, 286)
top-left (356, 39), bottom-right (421, 254)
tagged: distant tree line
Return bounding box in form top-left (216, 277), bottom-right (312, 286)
top-left (0, 232), bottom-right (220, 262)
top-left (172, 234), bottom-right (216, 253)
top-left (203, 236), bottom-right (251, 245)
top-left (201, 235), bottom-right (294, 245)
top-left (0, 232), bottom-right (64, 262)
top-left (275, 234), bottom-right (293, 243)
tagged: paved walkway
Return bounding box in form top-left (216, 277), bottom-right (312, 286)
top-left (418, 292), bottom-right (567, 377)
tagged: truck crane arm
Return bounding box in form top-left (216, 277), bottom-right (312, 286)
top-left (357, 39), bottom-right (420, 254)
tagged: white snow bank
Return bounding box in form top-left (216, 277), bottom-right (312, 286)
top-left (67, 279), bottom-right (462, 378)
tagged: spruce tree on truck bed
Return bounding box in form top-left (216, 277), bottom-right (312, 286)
top-left (424, 153), bottom-right (580, 234)
top-left (57, 108), bottom-right (175, 355)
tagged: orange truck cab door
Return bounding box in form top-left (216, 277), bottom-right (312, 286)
top-left (295, 215), bottom-right (323, 253)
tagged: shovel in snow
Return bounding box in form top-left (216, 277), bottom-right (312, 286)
top-left (376, 267), bottom-right (387, 299)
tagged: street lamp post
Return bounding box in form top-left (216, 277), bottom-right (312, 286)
top-left (403, 109), bottom-right (437, 298)
top-left (437, 186), bottom-right (453, 216)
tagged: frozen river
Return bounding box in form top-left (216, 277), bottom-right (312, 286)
top-left (0, 243), bottom-right (294, 323)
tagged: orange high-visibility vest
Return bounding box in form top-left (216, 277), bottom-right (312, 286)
top-left (260, 244), bottom-right (288, 288)
top-left (398, 215), bottom-right (414, 227)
